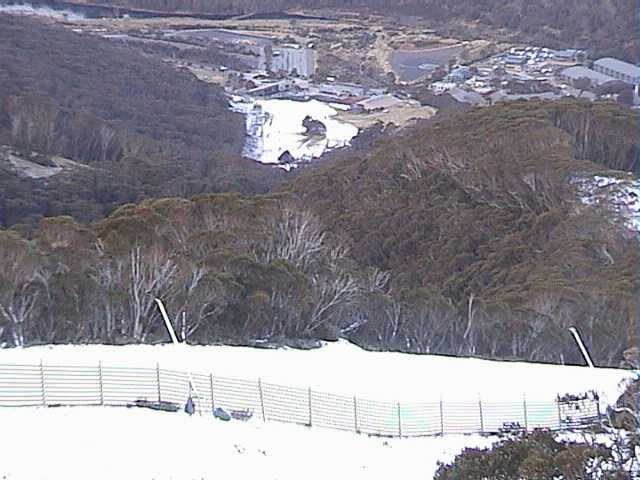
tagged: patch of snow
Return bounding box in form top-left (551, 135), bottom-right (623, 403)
top-left (230, 98), bottom-right (359, 168)
top-left (0, 406), bottom-right (496, 480)
top-left (0, 2), bottom-right (85, 20)
top-left (577, 174), bottom-right (640, 232)
top-left (1, 340), bottom-right (632, 406)
top-left (329, 102), bottom-right (351, 111)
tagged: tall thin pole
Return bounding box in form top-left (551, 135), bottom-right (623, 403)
top-left (209, 373), bottom-right (215, 413)
top-left (39, 360), bottom-right (46, 407)
top-left (155, 298), bottom-right (203, 410)
top-left (98, 361), bottom-right (104, 406)
top-left (155, 298), bottom-right (180, 344)
top-left (568, 327), bottom-right (595, 368)
top-left (258, 379), bottom-right (266, 422)
top-left (353, 396), bottom-right (359, 433)
top-left (156, 362), bottom-right (162, 403)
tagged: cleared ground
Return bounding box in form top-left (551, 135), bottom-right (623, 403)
top-left (337, 103), bottom-right (437, 129)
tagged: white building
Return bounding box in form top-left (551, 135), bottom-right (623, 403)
top-left (592, 58), bottom-right (640, 85)
top-left (560, 66), bottom-right (617, 86)
top-left (271, 46), bottom-right (316, 78)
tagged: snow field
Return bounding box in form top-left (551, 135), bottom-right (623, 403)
top-left (0, 340), bottom-right (633, 405)
top-left (0, 406), bottom-right (496, 480)
top-left (0, 341), bottom-right (635, 479)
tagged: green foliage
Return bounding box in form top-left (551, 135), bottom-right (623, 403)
top-left (290, 100), bottom-right (640, 363)
top-left (434, 431), bottom-right (629, 480)
top-left (0, 16), bottom-right (284, 228)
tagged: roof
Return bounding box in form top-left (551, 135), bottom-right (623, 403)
top-left (356, 94), bottom-right (403, 111)
top-left (554, 49), bottom-right (583, 58)
top-left (489, 91), bottom-right (560, 103)
top-left (561, 66), bottom-right (617, 85)
top-left (448, 87), bottom-right (487, 105)
top-left (593, 58), bottom-right (640, 78)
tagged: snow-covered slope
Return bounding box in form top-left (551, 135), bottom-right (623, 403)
top-left (0, 406), bottom-right (495, 480)
top-left (0, 341), bottom-right (635, 479)
top-left (1, 340), bottom-right (632, 404)
top-left (230, 98), bottom-right (359, 167)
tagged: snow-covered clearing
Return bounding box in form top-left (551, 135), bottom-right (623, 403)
top-left (230, 98), bottom-right (359, 167)
top-left (0, 406), bottom-right (495, 480)
top-left (1, 340), bottom-right (632, 405)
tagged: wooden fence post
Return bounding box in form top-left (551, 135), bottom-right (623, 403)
top-left (397, 402), bottom-right (402, 438)
top-left (353, 396), bottom-right (359, 433)
top-left (39, 360), bottom-right (46, 407)
top-left (156, 363), bottom-right (161, 404)
top-left (98, 362), bottom-right (104, 406)
top-left (479, 397), bottom-right (484, 434)
top-left (557, 399), bottom-right (562, 430)
top-left (439, 398), bottom-right (444, 436)
top-left (308, 387), bottom-right (312, 427)
top-left (258, 378), bottom-right (266, 422)
top-left (523, 395), bottom-right (528, 432)
top-left (209, 373), bottom-right (215, 413)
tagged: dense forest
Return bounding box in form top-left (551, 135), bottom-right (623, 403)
top-left (290, 100), bottom-right (640, 365)
top-left (1, 83), bottom-right (639, 367)
top-left (0, 15), bottom-right (285, 227)
top-left (67, 0), bottom-right (640, 61)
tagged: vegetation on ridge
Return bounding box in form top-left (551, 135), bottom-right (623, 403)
top-left (1, 97), bottom-right (638, 368)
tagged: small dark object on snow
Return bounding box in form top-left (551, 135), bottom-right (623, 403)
top-left (499, 421), bottom-right (524, 434)
top-left (278, 150), bottom-right (296, 164)
top-left (133, 399), bottom-right (179, 412)
top-left (185, 396), bottom-right (195, 415)
top-left (213, 407), bottom-right (231, 421)
top-left (230, 409), bottom-right (254, 421)
top-left (302, 116), bottom-right (327, 136)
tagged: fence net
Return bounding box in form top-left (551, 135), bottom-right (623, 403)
top-left (0, 362), bottom-right (602, 437)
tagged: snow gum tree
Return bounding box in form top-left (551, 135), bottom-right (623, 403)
top-left (0, 231), bottom-right (46, 346)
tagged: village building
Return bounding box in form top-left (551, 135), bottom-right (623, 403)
top-left (592, 57), bottom-right (640, 86)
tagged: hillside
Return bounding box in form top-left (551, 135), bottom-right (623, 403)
top-left (289, 100), bottom-right (640, 365)
top-left (0, 15), bottom-right (285, 227)
top-left (0, 100), bottom-right (638, 368)
top-left (52, 0), bottom-right (640, 60)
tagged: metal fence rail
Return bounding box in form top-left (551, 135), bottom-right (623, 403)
top-left (0, 362), bottom-right (601, 437)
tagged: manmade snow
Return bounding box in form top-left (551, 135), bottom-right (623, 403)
top-left (0, 341), bottom-right (635, 479)
top-left (230, 98), bottom-right (358, 167)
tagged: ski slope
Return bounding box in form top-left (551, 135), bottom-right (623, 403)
top-left (0, 341), bottom-right (635, 479)
top-left (231, 98), bottom-right (359, 167)
top-left (0, 340), bottom-right (633, 404)
top-left (0, 406), bottom-right (499, 480)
